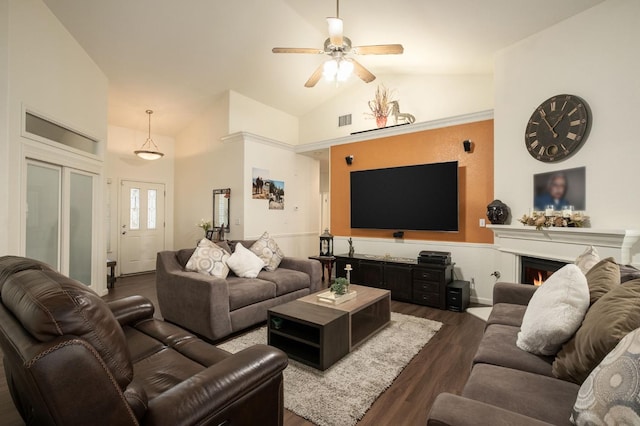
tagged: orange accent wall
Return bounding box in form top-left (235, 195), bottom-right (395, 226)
top-left (330, 119), bottom-right (494, 244)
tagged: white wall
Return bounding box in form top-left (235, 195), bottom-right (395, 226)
top-left (298, 73), bottom-right (494, 143)
top-left (174, 94), bottom-right (236, 248)
top-left (0, 0), bottom-right (8, 255)
top-left (494, 0), bottom-right (640, 233)
top-left (2, 0), bottom-right (108, 275)
top-left (106, 125), bottom-right (176, 268)
top-left (238, 133), bottom-right (321, 256)
top-left (229, 91), bottom-right (299, 145)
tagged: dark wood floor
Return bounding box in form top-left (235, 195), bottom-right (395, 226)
top-left (0, 273), bottom-right (486, 426)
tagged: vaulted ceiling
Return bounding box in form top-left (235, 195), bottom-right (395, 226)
top-left (42, 0), bottom-right (603, 136)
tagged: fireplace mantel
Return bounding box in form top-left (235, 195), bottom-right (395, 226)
top-left (488, 225), bottom-right (640, 282)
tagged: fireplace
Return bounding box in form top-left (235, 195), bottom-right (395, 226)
top-left (520, 256), bottom-right (567, 285)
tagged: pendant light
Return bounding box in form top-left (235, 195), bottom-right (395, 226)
top-left (134, 109), bottom-right (164, 160)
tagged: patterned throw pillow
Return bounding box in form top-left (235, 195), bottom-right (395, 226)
top-left (185, 238), bottom-right (230, 278)
top-left (249, 231), bottom-right (285, 272)
top-left (571, 327), bottom-right (640, 425)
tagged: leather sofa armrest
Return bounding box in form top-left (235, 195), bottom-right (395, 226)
top-left (107, 295), bottom-right (155, 326)
top-left (492, 282), bottom-right (537, 306)
top-left (279, 257), bottom-right (323, 292)
top-left (427, 393), bottom-right (553, 426)
top-left (145, 344), bottom-right (288, 425)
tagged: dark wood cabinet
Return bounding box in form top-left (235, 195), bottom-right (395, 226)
top-left (334, 254), bottom-right (452, 309)
top-left (384, 264), bottom-right (412, 301)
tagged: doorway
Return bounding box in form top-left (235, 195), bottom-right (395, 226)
top-left (119, 180), bottom-right (166, 274)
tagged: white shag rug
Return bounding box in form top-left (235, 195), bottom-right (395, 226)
top-left (218, 312), bottom-right (442, 426)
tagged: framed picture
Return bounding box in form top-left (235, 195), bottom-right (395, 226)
top-left (205, 230), bottom-right (215, 241)
top-left (533, 167), bottom-right (586, 211)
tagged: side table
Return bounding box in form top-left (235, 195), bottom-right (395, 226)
top-left (308, 255), bottom-right (336, 282)
top-left (107, 259), bottom-right (117, 289)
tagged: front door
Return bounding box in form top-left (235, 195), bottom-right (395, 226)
top-left (120, 180), bottom-right (165, 274)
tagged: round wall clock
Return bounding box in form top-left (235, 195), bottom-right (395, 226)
top-left (524, 94), bottom-right (591, 162)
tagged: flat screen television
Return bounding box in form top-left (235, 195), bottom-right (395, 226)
top-left (350, 161), bottom-right (459, 232)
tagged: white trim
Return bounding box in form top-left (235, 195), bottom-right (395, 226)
top-left (21, 104), bottom-right (103, 161)
top-left (295, 109), bottom-right (494, 153)
top-left (221, 131), bottom-right (295, 151)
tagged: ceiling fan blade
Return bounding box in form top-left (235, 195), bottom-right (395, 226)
top-left (351, 59), bottom-right (376, 83)
top-left (304, 63), bottom-right (325, 88)
top-left (327, 17), bottom-right (343, 47)
top-left (352, 44), bottom-right (404, 55)
top-left (272, 47), bottom-right (324, 54)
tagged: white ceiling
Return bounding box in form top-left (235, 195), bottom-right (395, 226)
top-left (42, 0), bottom-right (604, 137)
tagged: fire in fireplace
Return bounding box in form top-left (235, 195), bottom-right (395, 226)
top-left (520, 256), bottom-right (567, 285)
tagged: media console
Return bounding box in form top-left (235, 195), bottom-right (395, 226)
top-left (334, 254), bottom-right (453, 309)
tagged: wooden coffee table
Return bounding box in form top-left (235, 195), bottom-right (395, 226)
top-left (268, 285), bottom-right (391, 370)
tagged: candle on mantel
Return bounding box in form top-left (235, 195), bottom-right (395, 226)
top-left (545, 205), bottom-right (554, 217)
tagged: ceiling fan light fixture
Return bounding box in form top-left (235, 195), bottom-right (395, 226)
top-left (134, 109), bottom-right (164, 160)
top-left (337, 59), bottom-right (353, 81)
top-left (327, 17), bottom-right (343, 46)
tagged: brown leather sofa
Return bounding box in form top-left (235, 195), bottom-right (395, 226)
top-left (156, 240), bottom-right (322, 341)
top-left (0, 256), bottom-right (288, 426)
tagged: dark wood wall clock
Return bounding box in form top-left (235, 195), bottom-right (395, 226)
top-left (524, 94), bottom-right (591, 162)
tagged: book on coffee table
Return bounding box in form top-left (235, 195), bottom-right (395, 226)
top-left (316, 290), bottom-right (357, 305)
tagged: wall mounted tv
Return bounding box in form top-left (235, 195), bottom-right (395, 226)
top-left (350, 161), bottom-right (459, 232)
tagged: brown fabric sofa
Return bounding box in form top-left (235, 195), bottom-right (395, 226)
top-left (0, 255), bottom-right (288, 426)
top-left (156, 239), bottom-right (323, 341)
top-left (427, 282), bottom-right (580, 426)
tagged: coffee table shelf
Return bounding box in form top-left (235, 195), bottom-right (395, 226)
top-left (268, 301), bottom-right (349, 370)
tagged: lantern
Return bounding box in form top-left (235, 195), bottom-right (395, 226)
top-left (319, 228), bottom-right (334, 256)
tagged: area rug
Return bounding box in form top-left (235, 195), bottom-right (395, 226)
top-left (466, 306), bottom-right (492, 322)
top-left (218, 312), bottom-right (442, 426)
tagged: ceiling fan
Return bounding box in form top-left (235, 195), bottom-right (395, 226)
top-left (272, 0), bottom-right (404, 88)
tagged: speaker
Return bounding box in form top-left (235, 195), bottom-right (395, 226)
top-left (447, 280), bottom-right (470, 312)
top-left (393, 231), bottom-right (404, 238)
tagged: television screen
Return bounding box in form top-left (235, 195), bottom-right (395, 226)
top-left (350, 161), bottom-right (459, 232)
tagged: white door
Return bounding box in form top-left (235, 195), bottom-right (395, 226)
top-left (25, 161), bottom-right (98, 286)
top-left (120, 181), bottom-right (165, 274)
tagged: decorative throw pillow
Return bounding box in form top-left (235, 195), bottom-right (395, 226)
top-left (516, 264), bottom-right (589, 356)
top-left (185, 238), bottom-right (230, 278)
top-left (571, 327), bottom-right (640, 425)
top-left (553, 278), bottom-right (640, 384)
top-left (226, 242), bottom-right (265, 278)
top-left (575, 246), bottom-right (600, 275)
top-left (249, 231), bottom-right (285, 272)
top-left (584, 257), bottom-right (619, 306)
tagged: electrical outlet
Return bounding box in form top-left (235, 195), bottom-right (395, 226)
top-left (479, 218), bottom-right (486, 227)
top-left (470, 278), bottom-right (476, 289)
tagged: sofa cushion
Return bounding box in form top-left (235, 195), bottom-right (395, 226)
top-left (185, 239), bottom-right (231, 278)
top-left (486, 303), bottom-right (527, 328)
top-left (250, 232), bottom-right (285, 272)
top-left (585, 257), bottom-right (619, 306)
top-left (575, 245), bottom-right (600, 274)
top-left (620, 263), bottom-right (640, 284)
top-left (1, 269), bottom-right (133, 389)
top-left (227, 243), bottom-right (265, 278)
top-left (517, 264), bottom-right (589, 356)
top-left (463, 363), bottom-right (579, 426)
top-left (176, 247), bottom-right (196, 268)
top-left (553, 278), bottom-right (640, 384)
top-left (227, 277), bottom-right (276, 311)
top-left (474, 324), bottom-right (554, 377)
top-left (571, 326), bottom-right (640, 425)
top-left (258, 268), bottom-right (311, 296)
